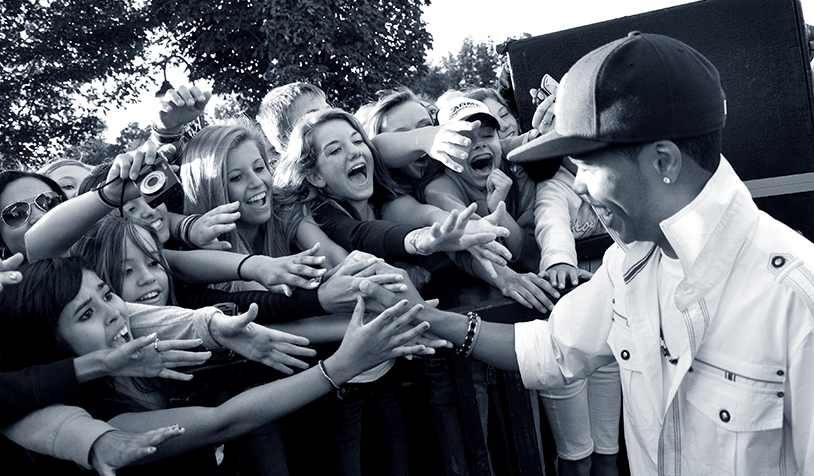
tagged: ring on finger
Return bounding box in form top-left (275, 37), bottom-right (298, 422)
top-left (154, 338), bottom-right (160, 352)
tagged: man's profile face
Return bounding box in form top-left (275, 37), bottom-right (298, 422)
top-left (569, 147), bottom-right (662, 245)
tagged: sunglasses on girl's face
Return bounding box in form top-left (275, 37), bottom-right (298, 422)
top-left (1, 191), bottom-right (63, 229)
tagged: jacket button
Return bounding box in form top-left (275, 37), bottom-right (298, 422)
top-left (719, 410), bottom-right (730, 422)
top-left (777, 370), bottom-right (785, 376)
top-left (688, 367), bottom-right (693, 372)
top-left (777, 392), bottom-right (785, 398)
top-left (620, 350), bottom-right (630, 360)
top-left (772, 256), bottom-right (785, 268)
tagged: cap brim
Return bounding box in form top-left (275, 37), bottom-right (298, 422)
top-left (507, 130), bottom-right (610, 163)
top-left (464, 113), bottom-right (500, 131)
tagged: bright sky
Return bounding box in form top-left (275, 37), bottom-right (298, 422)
top-left (103, 0), bottom-right (814, 142)
top-left (422, 0), bottom-right (693, 63)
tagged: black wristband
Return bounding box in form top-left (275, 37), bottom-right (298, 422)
top-left (237, 254), bottom-right (256, 281)
top-left (95, 185), bottom-right (119, 208)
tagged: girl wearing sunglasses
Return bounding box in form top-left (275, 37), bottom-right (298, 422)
top-left (0, 171), bottom-right (67, 259)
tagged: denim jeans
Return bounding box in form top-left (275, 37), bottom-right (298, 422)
top-left (320, 370), bottom-right (410, 476)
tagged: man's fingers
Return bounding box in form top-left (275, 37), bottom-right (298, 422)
top-left (359, 279), bottom-right (401, 308)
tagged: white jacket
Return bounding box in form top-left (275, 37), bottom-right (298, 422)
top-left (516, 157), bottom-right (814, 475)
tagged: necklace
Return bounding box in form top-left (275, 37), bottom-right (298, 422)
top-left (657, 251), bottom-right (679, 365)
top-left (659, 327), bottom-right (679, 365)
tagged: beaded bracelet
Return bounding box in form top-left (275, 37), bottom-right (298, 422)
top-left (318, 359), bottom-right (342, 390)
top-left (466, 312), bottom-right (483, 359)
top-left (456, 311), bottom-right (481, 358)
top-left (236, 254), bottom-right (256, 281)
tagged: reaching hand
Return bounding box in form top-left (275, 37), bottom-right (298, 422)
top-left (544, 263), bottom-right (592, 290)
top-left (209, 303), bottom-right (318, 374)
top-left (317, 251), bottom-right (406, 314)
top-left (0, 253), bottom-right (24, 293)
top-left (461, 206), bottom-right (513, 279)
top-left (496, 268), bottom-right (559, 314)
top-left (98, 333), bottom-right (211, 381)
top-left (155, 85), bottom-right (212, 133)
top-left (428, 120), bottom-right (480, 173)
top-left (486, 169), bottom-right (513, 213)
top-left (189, 202), bottom-right (240, 250)
top-left (90, 425), bottom-right (185, 476)
top-left (413, 203), bottom-right (497, 255)
top-left (103, 141), bottom-right (175, 206)
top-left (328, 297), bottom-right (441, 378)
top-left (241, 244), bottom-right (328, 296)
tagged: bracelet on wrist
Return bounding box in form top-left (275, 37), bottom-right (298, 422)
top-left (455, 311), bottom-right (481, 358)
top-left (236, 254), bottom-right (256, 281)
top-left (151, 125), bottom-right (185, 144)
top-left (179, 214), bottom-right (202, 249)
top-left (94, 183), bottom-right (125, 218)
top-left (318, 359), bottom-right (342, 390)
top-left (95, 186), bottom-right (119, 209)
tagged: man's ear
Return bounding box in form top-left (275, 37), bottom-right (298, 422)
top-left (306, 171), bottom-right (326, 189)
top-left (650, 140), bottom-right (682, 183)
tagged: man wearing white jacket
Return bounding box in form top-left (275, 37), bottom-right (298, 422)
top-left (363, 31), bottom-right (814, 475)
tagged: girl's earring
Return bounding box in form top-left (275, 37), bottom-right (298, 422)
top-left (663, 177), bottom-right (671, 184)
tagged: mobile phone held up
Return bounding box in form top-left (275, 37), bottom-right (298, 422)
top-left (531, 74), bottom-right (559, 106)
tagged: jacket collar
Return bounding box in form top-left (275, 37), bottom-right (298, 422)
top-left (623, 157), bottom-right (759, 309)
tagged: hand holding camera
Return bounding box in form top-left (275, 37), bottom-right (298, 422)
top-left (529, 74), bottom-right (559, 134)
top-left (529, 74), bottom-right (559, 106)
top-left (99, 141), bottom-right (181, 209)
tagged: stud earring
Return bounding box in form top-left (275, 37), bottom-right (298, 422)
top-left (663, 177), bottom-right (671, 184)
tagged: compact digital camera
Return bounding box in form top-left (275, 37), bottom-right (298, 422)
top-left (135, 156), bottom-right (181, 208)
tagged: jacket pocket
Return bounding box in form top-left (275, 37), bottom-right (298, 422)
top-left (607, 313), bottom-right (654, 428)
top-left (684, 358), bottom-right (784, 432)
top-left (680, 357), bottom-right (786, 475)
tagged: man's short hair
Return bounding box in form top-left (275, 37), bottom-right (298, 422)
top-left (256, 82), bottom-right (326, 154)
top-left (605, 130), bottom-right (721, 173)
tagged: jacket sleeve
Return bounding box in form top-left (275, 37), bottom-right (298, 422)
top-left (423, 175), bottom-right (474, 214)
top-left (315, 206), bottom-right (415, 262)
top-left (515, 250), bottom-right (617, 389)
top-left (0, 358), bottom-right (83, 427)
top-left (126, 302), bottom-right (222, 350)
top-left (787, 303), bottom-right (814, 473)
top-left (175, 285), bottom-right (326, 324)
top-left (2, 404), bottom-right (114, 470)
top-left (534, 174), bottom-right (579, 272)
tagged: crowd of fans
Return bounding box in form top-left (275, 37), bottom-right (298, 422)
top-left (3, 28), bottom-right (813, 476)
top-left (1, 68), bottom-right (608, 475)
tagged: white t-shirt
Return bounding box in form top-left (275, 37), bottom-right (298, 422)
top-left (657, 250), bottom-right (686, 411)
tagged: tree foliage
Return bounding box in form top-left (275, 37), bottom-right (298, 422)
top-left (409, 36), bottom-right (504, 100)
top-left (153, 0), bottom-right (433, 116)
top-left (0, 0), bottom-right (156, 169)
